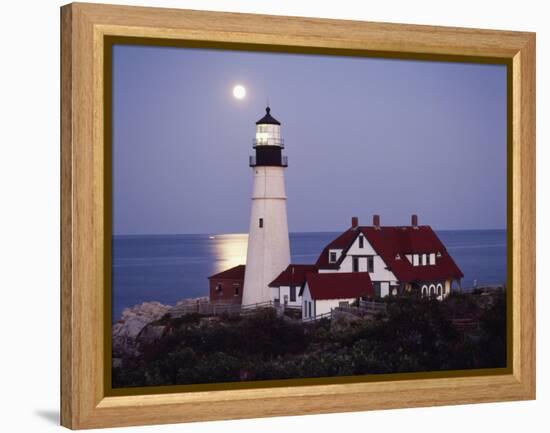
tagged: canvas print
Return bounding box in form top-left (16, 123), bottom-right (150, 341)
top-left (111, 44), bottom-right (507, 389)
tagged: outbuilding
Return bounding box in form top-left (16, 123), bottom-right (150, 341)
top-left (269, 264), bottom-right (317, 308)
top-left (208, 265), bottom-right (245, 304)
top-left (301, 272), bottom-right (374, 320)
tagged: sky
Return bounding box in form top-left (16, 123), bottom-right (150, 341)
top-left (112, 45), bottom-right (507, 235)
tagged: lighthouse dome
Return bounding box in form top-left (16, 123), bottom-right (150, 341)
top-left (251, 106), bottom-right (286, 166)
top-left (256, 106), bottom-right (281, 125)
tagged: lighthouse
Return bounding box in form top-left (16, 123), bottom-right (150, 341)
top-left (242, 107), bottom-right (291, 306)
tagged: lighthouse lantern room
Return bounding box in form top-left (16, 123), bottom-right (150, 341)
top-left (242, 107), bottom-right (291, 306)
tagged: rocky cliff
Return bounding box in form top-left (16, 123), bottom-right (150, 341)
top-left (112, 297), bottom-right (209, 358)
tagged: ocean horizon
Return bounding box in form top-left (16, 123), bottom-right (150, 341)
top-left (112, 229), bottom-right (507, 321)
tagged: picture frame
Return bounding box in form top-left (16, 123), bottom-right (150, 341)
top-left (60, 2), bottom-right (535, 429)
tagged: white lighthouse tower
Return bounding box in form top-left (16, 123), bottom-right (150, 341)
top-left (242, 107), bottom-right (291, 306)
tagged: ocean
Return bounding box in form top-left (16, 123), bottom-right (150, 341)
top-left (112, 230), bottom-right (506, 321)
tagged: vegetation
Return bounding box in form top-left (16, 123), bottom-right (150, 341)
top-left (112, 291), bottom-right (507, 388)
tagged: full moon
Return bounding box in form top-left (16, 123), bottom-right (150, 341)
top-left (233, 84), bottom-right (246, 100)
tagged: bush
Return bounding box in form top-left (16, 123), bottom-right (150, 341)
top-left (113, 294), bottom-right (507, 387)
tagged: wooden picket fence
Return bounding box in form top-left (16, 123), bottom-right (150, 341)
top-left (168, 300), bottom-right (279, 318)
top-left (167, 298), bottom-right (387, 322)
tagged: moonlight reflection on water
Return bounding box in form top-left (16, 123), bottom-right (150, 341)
top-left (210, 233), bottom-right (248, 274)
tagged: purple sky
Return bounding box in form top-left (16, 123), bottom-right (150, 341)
top-left (112, 45), bottom-right (507, 235)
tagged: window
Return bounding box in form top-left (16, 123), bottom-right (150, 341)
top-left (234, 285), bottom-right (240, 296)
top-left (373, 281), bottom-right (381, 298)
top-left (329, 251), bottom-right (337, 263)
top-left (259, 218), bottom-right (263, 228)
top-left (381, 282), bottom-right (390, 297)
top-left (308, 301), bottom-right (312, 318)
top-left (216, 283), bottom-right (222, 292)
top-left (429, 284), bottom-right (435, 296)
top-left (422, 285), bottom-right (428, 297)
top-left (429, 253), bottom-right (436, 265)
top-left (352, 257), bottom-right (359, 272)
top-left (359, 236), bottom-right (364, 248)
top-left (437, 283), bottom-right (443, 296)
top-left (367, 256), bottom-right (374, 272)
top-left (422, 254), bottom-right (427, 266)
top-left (290, 286), bottom-right (296, 302)
top-left (413, 254), bottom-right (419, 266)
top-left (339, 301), bottom-right (349, 308)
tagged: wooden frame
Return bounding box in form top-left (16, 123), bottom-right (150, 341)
top-left (60, 2), bottom-right (535, 429)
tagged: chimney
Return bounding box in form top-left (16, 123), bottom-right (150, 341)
top-left (351, 216), bottom-right (359, 229)
top-left (411, 214), bottom-right (418, 229)
top-left (373, 214), bottom-right (380, 230)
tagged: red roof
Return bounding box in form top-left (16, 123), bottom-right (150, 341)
top-left (315, 229), bottom-right (357, 270)
top-left (269, 264), bottom-right (318, 287)
top-left (316, 225), bottom-right (463, 283)
top-left (303, 272), bottom-right (373, 300)
top-left (208, 264), bottom-right (246, 280)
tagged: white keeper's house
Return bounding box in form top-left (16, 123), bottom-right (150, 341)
top-left (207, 106), bottom-right (464, 320)
top-left (313, 215), bottom-right (464, 302)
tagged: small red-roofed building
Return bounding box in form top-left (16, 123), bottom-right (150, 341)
top-left (208, 265), bottom-right (246, 304)
top-left (301, 272), bottom-right (374, 320)
top-left (268, 264), bottom-right (317, 308)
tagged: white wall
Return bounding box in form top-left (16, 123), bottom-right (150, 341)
top-left (302, 284), bottom-right (313, 318)
top-left (2, 1), bottom-right (547, 433)
top-left (346, 234), bottom-right (376, 255)
top-left (314, 298), bottom-right (356, 316)
top-left (445, 279), bottom-right (452, 299)
top-left (277, 285), bottom-right (301, 306)
top-left (329, 234), bottom-right (398, 283)
top-left (302, 284), bottom-right (355, 318)
top-left (243, 166), bottom-right (291, 305)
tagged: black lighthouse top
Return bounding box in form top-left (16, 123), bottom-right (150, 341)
top-left (256, 106), bottom-right (281, 125)
top-left (250, 106), bottom-right (287, 168)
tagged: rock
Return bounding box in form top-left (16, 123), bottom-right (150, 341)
top-left (112, 301), bottom-right (171, 357)
top-left (136, 324), bottom-right (167, 347)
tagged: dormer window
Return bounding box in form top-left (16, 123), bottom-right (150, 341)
top-left (358, 236), bottom-right (364, 248)
top-left (329, 251), bottom-right (337, 263)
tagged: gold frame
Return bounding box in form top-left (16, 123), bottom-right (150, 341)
top-left (61, 2), bottom-right (536, 429)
